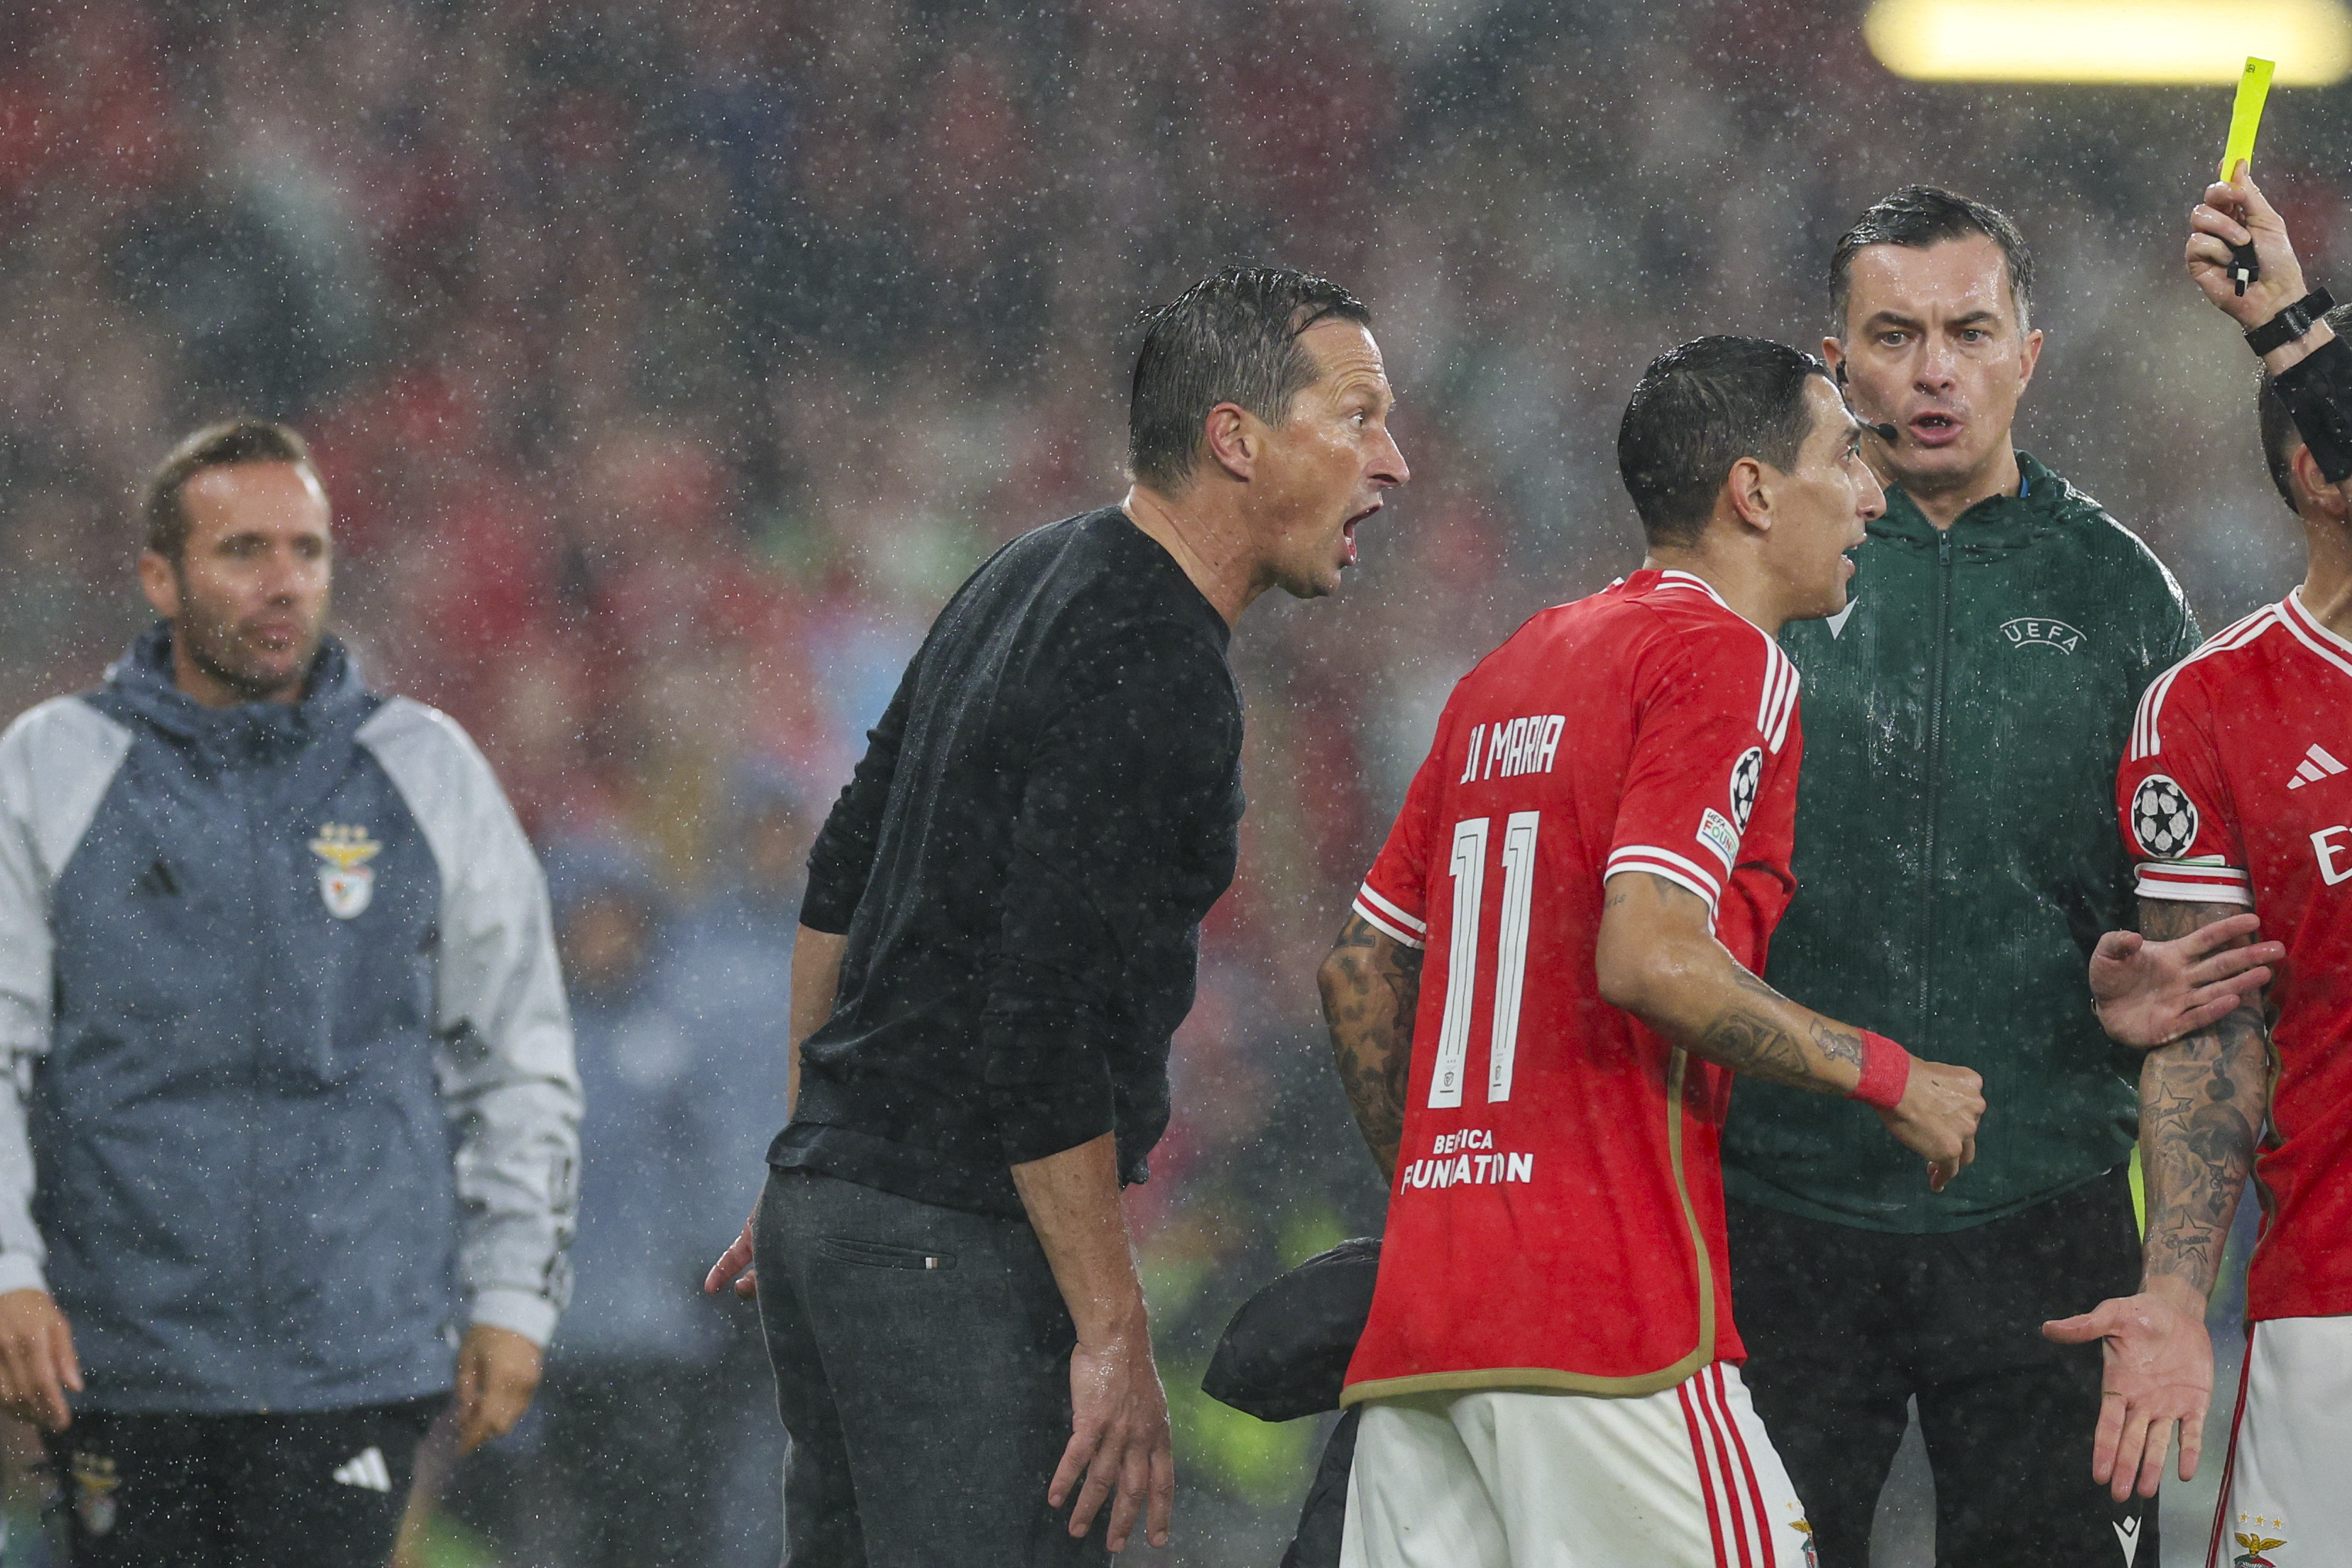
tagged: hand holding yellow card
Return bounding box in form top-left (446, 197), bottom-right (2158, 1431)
top-left (2221, 57), bottom-right (2275, 294)
top-left (2221, 56), bottom-right (2275, 182)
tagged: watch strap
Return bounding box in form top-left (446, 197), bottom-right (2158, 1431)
top-left (2248, 287), bottom-right (2336, 356)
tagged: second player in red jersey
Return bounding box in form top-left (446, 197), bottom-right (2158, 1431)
top-left (1323, 337), bottom-right (1986, 1568)
top-left (2118, 589), bottom-right (2352, 1322)
top-left (2051, 173), bottom-right (2352, 1557)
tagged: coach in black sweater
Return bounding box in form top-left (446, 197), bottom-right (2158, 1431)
top-left (706, 268), bottom-right (1407, 1564)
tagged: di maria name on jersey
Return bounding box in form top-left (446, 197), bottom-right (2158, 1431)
top-left (2123, 588), bottom-right (2352, 1321)
top-left (1343, 569), bottom-right (1803, 1401)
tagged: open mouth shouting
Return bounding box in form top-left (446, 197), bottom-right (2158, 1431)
top-left (1908, 410), bottom-right (1964, 449)
top-left (1341, 500), bottom-right (1382, 566)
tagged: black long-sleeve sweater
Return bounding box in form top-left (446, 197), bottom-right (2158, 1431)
top-left (770, 508), bottom-right (1245, 1217)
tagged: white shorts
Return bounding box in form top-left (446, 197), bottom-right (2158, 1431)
top-left (2211, 1315), bottom-right (2352, 1567)
top-left (1340, 1362), bottom-right (1814, 1568)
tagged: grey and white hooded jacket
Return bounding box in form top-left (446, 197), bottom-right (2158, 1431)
top-left (0, 627), bottom-right (581, 1414)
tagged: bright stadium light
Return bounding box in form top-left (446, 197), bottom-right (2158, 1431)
top-left (1864, 0), bottom-right (2352, 84)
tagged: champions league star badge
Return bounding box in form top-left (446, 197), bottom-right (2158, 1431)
top-left (2131, 775), bottom-right (2199, 859)
top-left (308, 823), bottom-right (381, 920)
top-left (1729, 747), bottom-right (1763, 833)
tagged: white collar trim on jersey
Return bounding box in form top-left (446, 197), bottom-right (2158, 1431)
top-left (2282, 587), bottom-right (2352, 677)
top-left (1656, 569), bottom-right (1730, 608)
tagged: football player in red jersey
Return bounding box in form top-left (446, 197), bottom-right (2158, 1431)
top-left (2046, 172), bottom-right (2352, 1558)
top-left (1319, 336), bottom-right (1986, 1567)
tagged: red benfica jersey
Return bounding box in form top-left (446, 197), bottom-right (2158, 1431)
top-left (1341, 569), bottom-right (1804, 1402)
top-left (2121, 588), bottom-right (2352, 1322)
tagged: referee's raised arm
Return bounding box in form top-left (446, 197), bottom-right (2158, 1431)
top-left (708, 267), bottom-right (1405, 1562)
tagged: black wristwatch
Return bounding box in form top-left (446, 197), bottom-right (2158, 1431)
top-left (2246, 287), bottom-right (2336, 356)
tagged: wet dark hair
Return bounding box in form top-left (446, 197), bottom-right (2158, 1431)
top-left (1830, 185), bottom-right (2035, 331)
top-left (1128, 266), bottom-right (1372, 492)
top-left (141, 419), bottom-right (318, 561)
top-left (1617, 336), bottom-right (1835, 549)
top-left (2257, 300), bottom-right (2352, 511)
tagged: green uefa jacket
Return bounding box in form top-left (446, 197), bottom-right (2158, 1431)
top-left (1721, 451), bottom-right (2201, 1233)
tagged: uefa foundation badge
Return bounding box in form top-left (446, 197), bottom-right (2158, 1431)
top-left (309, 823), bottom-right (382, 920)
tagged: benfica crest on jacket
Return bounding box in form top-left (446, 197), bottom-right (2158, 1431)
top-left (309, 823), bottom-right (381, 919)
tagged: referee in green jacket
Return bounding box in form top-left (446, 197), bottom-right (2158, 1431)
top-left (1720, 189), bottom-right (2198, 1566)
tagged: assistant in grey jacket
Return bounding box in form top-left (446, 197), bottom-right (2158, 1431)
top-left (0, 625), bottom-right (581, 1413)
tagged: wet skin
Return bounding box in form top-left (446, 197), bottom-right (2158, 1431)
top-left (137, 461), bottom-right (334, 707)
top-left (1827, 234), bottom-right (2042, 529)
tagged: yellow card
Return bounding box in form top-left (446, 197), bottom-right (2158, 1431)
top-left (2222, 56), bottom-right (2275, 182)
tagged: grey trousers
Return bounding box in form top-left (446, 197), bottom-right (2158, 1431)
top-left (755, 1168), bottom-right (1110, 1568)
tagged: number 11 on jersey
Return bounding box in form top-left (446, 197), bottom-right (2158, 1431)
top-left (1428, 812), bottom-right (1539, 1109)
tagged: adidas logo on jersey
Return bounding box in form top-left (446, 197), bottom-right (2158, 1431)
top-left (332, 1447), bottom-right (393, 1492)
top-left (2288, 743), bottom-right (2347, 790)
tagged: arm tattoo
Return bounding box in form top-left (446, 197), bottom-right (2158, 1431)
top-left (2137, 899), bottom-right (2270, 1295)
top-left (1607, 871), bottom-right (1878, 1095)
top-left (1693, 1009), bottom-right (1815, 1088)
top-left (1700, 968), bottom-right (1866, 1083)
top-left (1320, 914), bottom-right (1421, 1182)
top-left (1808, 1018), bottom-right (1865, 1070)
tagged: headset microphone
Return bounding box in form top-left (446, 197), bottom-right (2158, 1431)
top-left (1832, 361), bottom-right (1898, 443)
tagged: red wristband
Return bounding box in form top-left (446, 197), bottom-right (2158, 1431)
top-left (1849, 1031), bottom-right (1911, 1112)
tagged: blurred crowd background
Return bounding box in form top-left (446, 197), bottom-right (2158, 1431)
top-left (0, 1), bottom-right (2330, 1562)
